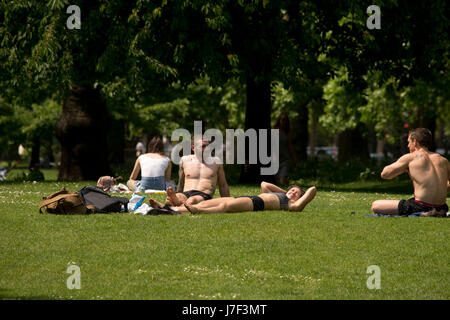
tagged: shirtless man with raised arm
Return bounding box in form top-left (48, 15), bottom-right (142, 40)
top-left (371, 128), bottom-right (450, 217)
top-left (150, 136), bottom-right (230, 211)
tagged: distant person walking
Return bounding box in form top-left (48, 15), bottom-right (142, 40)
top-left (127, 136), bottom-right (172, 191)
top-left (273, 112), bottom-right (297, 185)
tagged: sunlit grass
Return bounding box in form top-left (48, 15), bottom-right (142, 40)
top-left (0, 173), bottom-right (448, 300)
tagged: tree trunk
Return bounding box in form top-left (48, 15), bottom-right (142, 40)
top-left (108, 117), bottom-right (125, 164)
top-left (238, 77), bottom-right (274, 184)
top-left (417, 112), bottom-right (437, 151)
top-left (308, 102), bottom-right (318, 160)
top-left (292, 102), bottom-right (309, 161)
top-left (412, 106), bottom-right (437, 151)
top-left (29, 135), bottom-right (40, 169)
top-left (56, 85), bottom-right (111, 181)
top-left (337, 125), bottom-right (370, 163)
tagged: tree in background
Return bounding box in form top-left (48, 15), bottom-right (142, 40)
top-left (1, 1), bottom-right (179, 180)
top-left (1, 0), bottom-right (448, 183)
top-left (2, 1), bottom-right (113, 179)
top-left (318, 0), bottom-right (449, 160)
top-left (132, 0), bottom-right (341, 182)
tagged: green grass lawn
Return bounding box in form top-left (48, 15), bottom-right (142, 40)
top-left (0, 169), bottom-right (448, 300)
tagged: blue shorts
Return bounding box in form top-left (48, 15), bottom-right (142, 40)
top-left (138, 176), bottom-right (166, 191)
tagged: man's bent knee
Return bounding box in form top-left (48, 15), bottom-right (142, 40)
top-left (371, 200), bottom-right (382, 213)
top-left (371, 200), bottom-right (399, 215)
top-left (185, 196), bottom-right (205, 206)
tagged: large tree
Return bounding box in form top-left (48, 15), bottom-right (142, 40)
top-left (3, 0), bottom-right (447, 181)
top-left (1, 1), bottom-right (117, 179)
top-left (1, 0), bottom-right (177, 180)
top-left (317, 0), bottom-right (449, 158)
top-left (130, 0), bottom-right (335, 182)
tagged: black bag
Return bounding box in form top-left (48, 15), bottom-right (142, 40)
top-left (77, 186), bottom-right (129, 213)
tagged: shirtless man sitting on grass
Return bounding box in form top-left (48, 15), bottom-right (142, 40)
top-left (149, 136), bottom-right (230, 212)
top-left (371, 128), bottom-right (450, 217)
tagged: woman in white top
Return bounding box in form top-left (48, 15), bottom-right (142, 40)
top-left (127, 136), bottom-right (172, 191)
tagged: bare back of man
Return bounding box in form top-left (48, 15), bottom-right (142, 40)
top-left (409, 151), bottom-right (449, 205)
top-left (372, 128), bottom-right (450, 216)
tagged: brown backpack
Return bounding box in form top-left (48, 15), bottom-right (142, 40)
top-left (38, 187), bottom-right (95, 215)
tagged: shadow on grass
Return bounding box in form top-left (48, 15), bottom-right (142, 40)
top-left (1, 179), bottom-right (415, 195)
top-left (0, 288), bottom-right (53, 300)
top-left (0, 180), bottom-right (58, 185)
top-left (0, 180), bottom-right (98, 185)
top-left (229, 180), bottom-right (414, 195)
top-left (316, 181), bottom-right (414, 194)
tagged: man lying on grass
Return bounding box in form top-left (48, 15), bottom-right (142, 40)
top-left (148, 182), bottom-right (316, 214)
top-left (371, 128), bottom-right (450, 217)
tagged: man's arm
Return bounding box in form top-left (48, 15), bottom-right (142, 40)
top-left (177, 160), bottom-right (185, 192)
top-left (380, 154), bottom-right (411, 179)
top-left (261, 181), bottom-right (286, 193)
top-left (164, 160), bottom-right (172, 181)
top-left (289, 186), bottom-right (316, 212)
top-left (447, 161), bottom-right (450, 192)
top-left (217, 164), bottom-right (230, 197)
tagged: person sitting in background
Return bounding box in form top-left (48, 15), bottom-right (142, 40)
top-left (127, 136), bottom-right (172, 192)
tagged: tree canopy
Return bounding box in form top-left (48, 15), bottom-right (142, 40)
top-left (1, 0), bottom-right (448, 180)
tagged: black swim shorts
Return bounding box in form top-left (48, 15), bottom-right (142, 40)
top-left (398, 198), bottom-right (448, 216)
top-left (235, 196), bottom-right (265, 211)
top-left (182, 190), bottom-right (213, 201)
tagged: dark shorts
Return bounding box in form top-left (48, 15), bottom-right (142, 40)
top-left (398, 198), bottom-right (448, 216)
top-left (182, 190), bottom-right (212, 201)
top-left (235, 196), bottom-right (265, 211)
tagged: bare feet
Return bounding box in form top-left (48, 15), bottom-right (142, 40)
top-left (421, 208), bottom-right (446, 217)
top-left (166, 187), bottom-right (183, 206)
top-left (184, 203), bottom-right (199, 214)
top-left (149, 198), bottom-right (164, 209)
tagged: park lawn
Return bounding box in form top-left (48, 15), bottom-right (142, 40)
top-left (0, 174), bottom-right (448, 300)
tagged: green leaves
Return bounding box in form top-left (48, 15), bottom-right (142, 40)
top-left (47, 0), bottom-right (69, 10)
top-left (14, 99), bottom-right (61, 136)
top-left (320, 67), bottom-right (363, 133)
